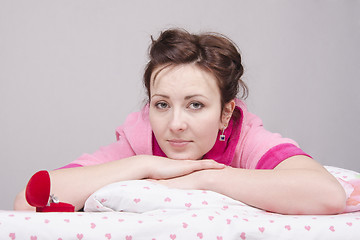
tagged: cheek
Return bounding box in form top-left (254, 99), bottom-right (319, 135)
top-left (149, 111), bottom-right (163, 133)
top-left (149, 109), bottom-right (171, 142)
top-left (193, 119), bottom-right (221, 146)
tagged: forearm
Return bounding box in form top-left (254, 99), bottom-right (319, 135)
top-left (53, 156), bottom-right (151, 210)
top-left (200, 167), bottom-right (346, 215)
top-left (14, 155), bottom-right (225, 211)
top-left (14, 155), bottom-right (149, 211)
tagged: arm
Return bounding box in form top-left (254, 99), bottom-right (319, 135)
top-left (155, 156), bottom-right (346, 215)
top-left (14, 155), bottom-right (224, 211)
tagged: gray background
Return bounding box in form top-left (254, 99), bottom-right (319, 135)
top-left (1, 0), bottom-right (359, 210)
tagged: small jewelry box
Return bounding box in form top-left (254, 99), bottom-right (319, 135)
top-left (25, 170), bottom-right (75, 212)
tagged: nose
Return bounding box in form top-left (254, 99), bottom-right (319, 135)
top-left (169, 108), bottom-right (187, 132)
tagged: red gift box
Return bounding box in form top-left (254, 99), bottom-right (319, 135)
top-left (25, 170), bottom-right (75, 212)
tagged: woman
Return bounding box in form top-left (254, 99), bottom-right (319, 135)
top-left (14, 29), bottom-right (346, 214)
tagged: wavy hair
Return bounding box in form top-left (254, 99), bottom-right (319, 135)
top-left (143, 28), bottom-right (247, 112)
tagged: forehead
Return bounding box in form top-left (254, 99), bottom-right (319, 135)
top-left (150, 64), bottom-right (220, 95)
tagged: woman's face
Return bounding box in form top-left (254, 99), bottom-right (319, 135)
top-left (149, 64), bottom-right (226, 160)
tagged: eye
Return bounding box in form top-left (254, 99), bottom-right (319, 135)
top-left (155, 101), bottom-right (169, 110)
top-left (189, 102), bottom-right (204, 110)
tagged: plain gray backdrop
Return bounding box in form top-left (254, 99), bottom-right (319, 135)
top-left (1, 0), bottom-right (359, 210)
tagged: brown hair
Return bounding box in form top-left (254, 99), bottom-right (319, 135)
top-left (143, 28), bottom-right (248, 111)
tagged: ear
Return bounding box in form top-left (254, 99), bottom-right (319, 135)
top-left (221, 100), bottom-right (236, 128)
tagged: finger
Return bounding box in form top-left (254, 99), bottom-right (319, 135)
top-left (194, 159), bottom-right (226, 170)
top-left (176, 160), bottom-right (224, 175)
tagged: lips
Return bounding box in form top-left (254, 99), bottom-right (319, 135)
top-left (167, 139), bottom-right (192, 147)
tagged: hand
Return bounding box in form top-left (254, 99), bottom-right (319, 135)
top-left (141, 155), bottom-right (225, 180)
top-left (149, 169), bottom-right (208, 190)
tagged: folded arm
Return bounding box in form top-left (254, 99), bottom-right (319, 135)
top-left (13, 155), bottom-right (225, 211)
top-left (154, 156), bottom-right (346, 215)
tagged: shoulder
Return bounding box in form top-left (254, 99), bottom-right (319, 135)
top-left (235, 99), bottom-right (264, 129)
top-left (232, 99), bottom-right (300, 169)
top-left (115, 104), bottom-right (153, 155)
top-left (116, 104), bottom-right (151, 134)
top-left (124, 104), bottom-right (150, 125)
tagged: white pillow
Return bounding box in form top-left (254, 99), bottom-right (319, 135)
top-left (84, 180), bottom-right (245, 213)
top-left (324, 166), bottom-right (360, 213)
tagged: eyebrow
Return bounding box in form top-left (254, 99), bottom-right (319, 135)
top-left (150, 94), bottom-right (207, 100)
top-left (151, 94), bottom-right (169, 99)
top-left (185, 94), bottom-right (207, 100)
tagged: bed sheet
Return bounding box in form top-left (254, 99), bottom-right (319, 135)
top-left (1, 208), bottom-right (360, 240)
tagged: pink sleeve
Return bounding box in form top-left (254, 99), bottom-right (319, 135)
top-left (255, 143), bottom-right (312, 169)
top-left (236, 128), bottom-right (304, 169)
top-left (68, 138), bottom-right (136, 167)
top-left (60, 107), bottom-right (153, 168)
top-left (232, 102), bottom-right (311, 169)
top-left (57, 138), bottom-right (135, 168)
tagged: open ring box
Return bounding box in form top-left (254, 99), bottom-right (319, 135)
top-left (25, 170), bottom-right (75, 212)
